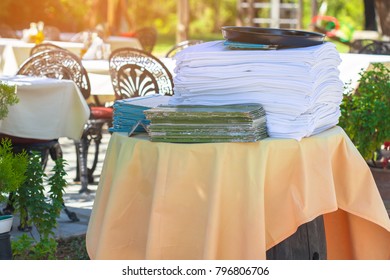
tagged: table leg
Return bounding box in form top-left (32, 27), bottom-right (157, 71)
top-left (266, 215), bottom-right (327, 260)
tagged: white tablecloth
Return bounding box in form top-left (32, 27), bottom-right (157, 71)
top-left (339, 53), bottom-right (390, 89)
top-left (0, 37), bottom-right (142, 76)
top-left (0, 38), bottom-right (85, 75)
top-left (0, 75), bottom-right (90, 140)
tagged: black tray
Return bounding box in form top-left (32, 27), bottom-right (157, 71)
top-left (221, 26), bottom-right (325, 48)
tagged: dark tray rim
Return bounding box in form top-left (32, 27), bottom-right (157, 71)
top-left (221, 26), bottom-right (325, 48)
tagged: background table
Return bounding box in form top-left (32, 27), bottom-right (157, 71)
top-left (0, 75), bottom-right (90, 140)
top-left (0, 39), bottom-right (85, 75)
top-left (0, 37), bottom-right (141, 76)
top-left (339, 53), bottom-right (390, 88)
top-left (86, 126), bottom-right (390, 260)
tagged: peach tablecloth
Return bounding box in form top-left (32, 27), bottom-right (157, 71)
top-left (86, 126), bottom-right (390, 259)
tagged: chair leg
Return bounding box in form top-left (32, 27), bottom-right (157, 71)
top-left (75, 135), bottom-right (90, 194)
top-left (62, 203), bottom-right (80, 222)
top-left (74, 121), bottom-right (104, 184)
top-left (88, 122), bottom-right (104, 182)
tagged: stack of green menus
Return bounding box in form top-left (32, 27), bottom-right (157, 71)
top-left (144, 103), bottom-right (268, 143)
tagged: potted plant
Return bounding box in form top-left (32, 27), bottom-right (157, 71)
top-left (339, 62), bottom-right (390, 210)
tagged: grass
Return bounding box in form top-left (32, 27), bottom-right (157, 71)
top-left (56, 234), bottom-right (89, 260)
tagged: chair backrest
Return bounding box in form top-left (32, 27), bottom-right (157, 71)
top-left (30, 42), bottom-right (64, 56)
top-left (0, 23), bottom-right (18, 38)
top-left (165, 40), bottom-right (204, 58)
top-left (349, 39), bottom-right (374, 53)
top-left (135, 27), bottom-right (157, 53)
top-left (358, 40), bottom-right (390, 55)
top-left (109, 47), bottom-right (174, 99)
top-left (43, 25), bottom-right (61, 41)
top-left (17, 49), bottom-right (91, 99)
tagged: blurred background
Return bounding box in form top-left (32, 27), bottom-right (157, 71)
top-left (0, 0), bottom-right (388, 55)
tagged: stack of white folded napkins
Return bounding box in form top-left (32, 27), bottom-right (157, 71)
top-left (169, 40), bottom-right (344, 140)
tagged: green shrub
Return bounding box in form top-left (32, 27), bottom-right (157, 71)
top-left (0, 82), bottom-right (18, 121)
top-left (0, 139), bottom-right (28, 204)
top-left (339, 63), bottom-right (390, 161)
top-left (12, 154), bottom-right (68, 260)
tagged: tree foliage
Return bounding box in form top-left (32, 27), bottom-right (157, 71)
top-left (0, 0), bottom-right (366, 36)
top-left (339, 63), bottom-right (390, 160)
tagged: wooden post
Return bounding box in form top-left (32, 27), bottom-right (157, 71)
top-left (297, 0), bottom-right (303, 29)
top-left (311, 0), bottom-right (318, 20)
top-left (107, 0), bottom-right (119, 35)
top-left (270, 0), bottom-right (280, 28)
top-left (374, 0), bottom-right (390, 36)
top-left (248, 0), bottom-right (255, 27)
top-left (236, 0), bottom-right (244, 26)
top-left (177, 0), bottom-right (189, 43)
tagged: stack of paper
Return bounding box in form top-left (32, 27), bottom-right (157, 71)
top-left (170, 41), bottom-right (344, 140)
top-left (144, 103), bottom-right (267, 143)
top-left (109, 94), bottom-right (171, 134)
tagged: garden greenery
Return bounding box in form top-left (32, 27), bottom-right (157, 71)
top-left (339, 63), bottom-right (390, 161)
top-left (0, 139), bottom-right (28, 204)
top-left (0, 82), bottom-right (18, 121)
top-left (12, 153), bottom-right (68, 260)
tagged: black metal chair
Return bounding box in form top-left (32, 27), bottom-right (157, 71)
top-left (109, 47), bottom-right (174, 98)
top-left (17, 49), bottom-right (110, 194)
top-left (349, 39), bottom-right (390, 55)
top-left (134, 27), bottom-right (158, 54)
top-left (358, 40), bottom-right (390, 55)
top-left (165, 40), bottom-right (204, 58)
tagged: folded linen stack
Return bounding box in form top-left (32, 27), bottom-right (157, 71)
top-left (170, 41), bottom-right (344, 140)
top-left (109, 94), bottom-right (171, 134)
top-left (144, 103), bottom-right (267, 143)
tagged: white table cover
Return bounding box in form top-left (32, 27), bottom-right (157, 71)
top-left (0, 75), bottom-right (90, 140)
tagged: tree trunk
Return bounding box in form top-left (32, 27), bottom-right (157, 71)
top-left (374, 0), bottom-right (390, 36)
top-left (177, 0), bottom-right (189, 43)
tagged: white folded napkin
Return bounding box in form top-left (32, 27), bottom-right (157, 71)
top-left (83, 36), bottom-right (104, 60)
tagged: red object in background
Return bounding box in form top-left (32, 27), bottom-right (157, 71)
top-left (311, 15), bottom-right (340, 37)
top-left (382, 141), bottom-right (390, 169)
top-left (119, 31), bottom-right (136, 38)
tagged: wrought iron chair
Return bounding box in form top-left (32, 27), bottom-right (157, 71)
top-left (358, 40), bottom-right (390, 55)
top-left (165, 40), bottom-right (204, 58)
top-left (17, 49), bottom-right (110, 194)
top-left (109, 47), bottom-right (174, 98)
top-left (349, 39), bottom-right (390, 55)
top-left (30, 42), bottom-right (64, 56)
top-left (43, 25), bottom-right (61, 41)
top-left (134, 27), bottom-right (158, 53)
